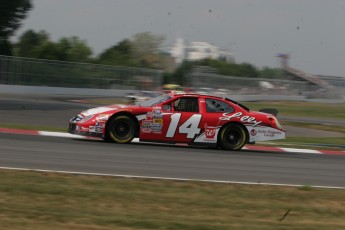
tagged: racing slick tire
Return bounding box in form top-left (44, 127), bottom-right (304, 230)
top-left (105, 115), bottom-right (136, 144)
top-left (218, 123), bottom-right (248, 151)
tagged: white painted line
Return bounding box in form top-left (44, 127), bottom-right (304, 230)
top-left (1, 166), bottom-right (344, 190)
top-left (38, 131), bottom-right (86, 139)
top-left (2, 129), bottom-right (345, 155)
top-left (280, 148), bottom-right (322, 154)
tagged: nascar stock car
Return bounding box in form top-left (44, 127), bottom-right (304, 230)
top-left (68, 93), bottom-right (285, 150)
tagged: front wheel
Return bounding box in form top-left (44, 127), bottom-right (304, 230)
top-left (218, 123), bottom-right (247, 150)
top-left (105, 115), bottom-right (136, 143)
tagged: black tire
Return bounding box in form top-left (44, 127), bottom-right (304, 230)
top-left (105, 115), bottom-right (136, 143)
top-left (218, 123), bottom-right (247, 150)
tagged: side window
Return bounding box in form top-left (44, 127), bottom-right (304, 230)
top-left (206, 98), bottom-right (234, 113)
top-left (161, 103), bottom-right (172, 111)
top-left (174, 97), bottom-right (199, 112)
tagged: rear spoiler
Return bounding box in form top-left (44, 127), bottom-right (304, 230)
top-left (259, 108), bottom-right (279, 117)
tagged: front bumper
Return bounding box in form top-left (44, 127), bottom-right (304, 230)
top-left (68, 121), bottom-right (104, 138)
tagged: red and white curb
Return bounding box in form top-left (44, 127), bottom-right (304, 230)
top-left (1, 127), bottom-right (344, 155)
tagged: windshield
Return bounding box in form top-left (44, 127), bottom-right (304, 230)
top-left (138, 94), bottom-right (173, 107)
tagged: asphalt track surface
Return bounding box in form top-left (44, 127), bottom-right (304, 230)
top-left (1, 133), bottom-right (345, 188)
top-left (1, 95), bottom-right (345, 188)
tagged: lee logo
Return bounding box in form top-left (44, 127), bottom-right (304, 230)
top-left (220, 112), bottom-right (262, 127)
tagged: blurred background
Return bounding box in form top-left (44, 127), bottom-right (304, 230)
top-left (1, 2), bottom-right (345, 229)
top-left (1, 0), bottom-right (344, 101)
top-left (1, 0), bottom-right (344, 149)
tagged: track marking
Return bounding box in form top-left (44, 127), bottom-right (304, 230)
top-left (1, 128), bottom-right (345, 155)
top-left (0, 166), bottom-right (344, 190)
top-left (38, 131), bottom-right (86, 139)
top-left (280, 148), bottom-right (322, 154)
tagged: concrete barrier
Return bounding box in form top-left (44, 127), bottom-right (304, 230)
top-left (1, 84), bottom-right (344, 103)
top-left (0, 84), bottom-right (135, 97)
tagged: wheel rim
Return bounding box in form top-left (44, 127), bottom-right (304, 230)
top-left (111, 120), bottom-right (131, 139)
top-left (225, 128), bottom-right (243, 147)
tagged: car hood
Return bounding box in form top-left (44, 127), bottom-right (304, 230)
top-left (81, 104), bottom-right (130, 116)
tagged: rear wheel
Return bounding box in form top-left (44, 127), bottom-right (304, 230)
top-left (218, 123), bottom-right (247, 150)
top-left (105, 115), bottom-right (136, 143)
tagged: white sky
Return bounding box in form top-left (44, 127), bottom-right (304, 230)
top-left (13, 0), bottom-right (345, 77)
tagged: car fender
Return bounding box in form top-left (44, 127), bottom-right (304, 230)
top-left (105, 111), bottom-right (140, 136)
top-left (217, 121), bottom-right (250, 144)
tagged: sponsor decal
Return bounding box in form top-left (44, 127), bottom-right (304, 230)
top-left (95, 122), bottom-right (106, 128)
top-left (141, 109), bottom-right (163, 134)
top-left (95, 127), bottom-right (103, 133)
top-left (247, 126), bottom-right (285, 142)
top-left (153, 109), bottom-right (163, 116)
top-left (96, 114), bottom-right (110, 121)
top-left (79, 126), bottom-right (89, 132)
top-left (89, 123), bottom-right (104, 133)
top-left (142, 127), bottom-right (153, 133)
top-left (153, 119), bottom-right (163, 123)
top-left (250, 129), bottom-right (257, 136)
top-left (193, 126), bottom-right (219, 143)
top-left (219, 112), bottom-right (262, 127)
top-left (257, 129), bottom-right (283, 137)
top-left (204, 124), bottom-right (216, 139)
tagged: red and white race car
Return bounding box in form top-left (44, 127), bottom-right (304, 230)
top-left (68, 93), bottom-right (285, 150)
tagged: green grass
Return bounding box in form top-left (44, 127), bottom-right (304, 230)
top-left (257, 137), bottom-right (345, 150)
top-left (271, 137), bottom-right (344, 146)
top-left (281, 121), bottom-right (345, 134)
top-left (1, 169), bottom-right (345, 230)
top-left (243, 101), bottom-right (345, 119)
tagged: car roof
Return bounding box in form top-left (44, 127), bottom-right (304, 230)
top-left (167, 93), bottom-right (250, 111)
top-left (169, 92), bottom-right (224, 100)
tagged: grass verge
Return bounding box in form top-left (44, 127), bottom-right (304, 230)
top-left (243, 101), bottom-right (345, 119)
top-left (257, 137), bottom-right (345, 150)
top-left (1, 169), bottom-right (345, 230)
top-left (281, 121), bottom-right (345, 134)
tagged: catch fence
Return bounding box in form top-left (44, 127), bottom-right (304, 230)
top-left (188, 67), bottom-right (344, 99)
top-left (0, 55), bottom-right (163, 90)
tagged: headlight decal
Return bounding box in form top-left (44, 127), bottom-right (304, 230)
top-left (79, 115), bottom-right (94, 123)
top-left (96, 114), bottom-right (110, 121)
top-left (70, 114), bottom-right (84, 123)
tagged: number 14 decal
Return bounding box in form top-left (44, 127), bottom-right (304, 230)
top-left (166, 113), bottom-right (202, 138)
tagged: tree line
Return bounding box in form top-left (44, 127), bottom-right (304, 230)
top-left (0, 0), bottom-right (282, 85)
top-left (12, 29), bottom-right (166, 69)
